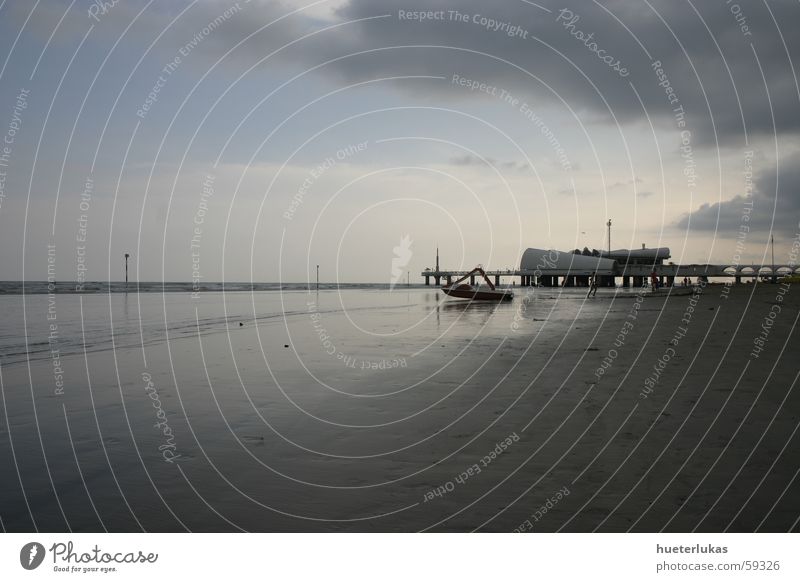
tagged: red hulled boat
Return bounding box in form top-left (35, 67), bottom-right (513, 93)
top-left (441, 267), bottom-right (514, 301)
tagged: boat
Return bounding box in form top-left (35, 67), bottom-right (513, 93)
top-left (441, 267), bottom-right (513, 301)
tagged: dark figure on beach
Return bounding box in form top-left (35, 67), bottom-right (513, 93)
top-left (650, 271), bottom-right (659, 290)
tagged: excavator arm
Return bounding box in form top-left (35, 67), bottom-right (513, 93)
top-left (445, 267), bottom-right (496, 290)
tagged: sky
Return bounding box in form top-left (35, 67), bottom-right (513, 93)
top-left (0, 0), bottom-right (799, 283)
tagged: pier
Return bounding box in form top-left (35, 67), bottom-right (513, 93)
top-left (421, 247), bottom-right (798, 287)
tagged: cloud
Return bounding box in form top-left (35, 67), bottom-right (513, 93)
top-left (291, 0), bottom-right (800, 147)
top-left (676, 152), bottom-right (800, 237)
top-left (609, 177), bottom-right (644, 190)
top-left (450, 153), bottom-right (495, 166)
top-left (449, 154), bottom-right (526, 170)
top-left (10, 0), bottom-right (800, 149)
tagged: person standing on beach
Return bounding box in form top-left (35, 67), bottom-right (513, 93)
top-left (650, 270), bottom-right (659, 291)
top-left (587, 274), bottom-right (598, 297)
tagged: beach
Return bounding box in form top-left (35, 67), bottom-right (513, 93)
top-left (0, 282), bottom-right (797, 532)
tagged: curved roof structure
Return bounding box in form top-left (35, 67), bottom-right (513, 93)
top-left (604, 248), bottom-right (671, 260)
top-left (520, 248), bottom-right (617, 275)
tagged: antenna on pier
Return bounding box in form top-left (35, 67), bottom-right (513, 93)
top-left (436, 246), bottom-right (439, 272)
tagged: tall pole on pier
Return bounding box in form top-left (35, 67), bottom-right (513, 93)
top-left (436, 247), bottom-right (439, 272)
top-left (771, 234), bottom-right (775, 283)
top-left (316, 264), bottom-right (319, 291)
top-left (607, 219), bottom-right (612, 255)
top-left (124, 253), bottom-right (130, 288)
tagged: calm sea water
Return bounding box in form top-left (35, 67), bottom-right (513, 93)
top-left (0, 283), bottom-right (438, 367)
top-left (0, 280), bottom-right (666, 369)
top-left (0, 280), bottom-right (403, 295)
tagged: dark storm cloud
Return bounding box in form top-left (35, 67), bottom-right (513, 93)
top-left (9, 0), bottom-right (799, 149)
top-left (676, 152), bottom-right (800, 237)
top-left (307, 0), bottom-right (800, 148)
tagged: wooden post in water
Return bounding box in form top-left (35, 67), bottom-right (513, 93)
top-left (124, 253), bottom-right (130, 288)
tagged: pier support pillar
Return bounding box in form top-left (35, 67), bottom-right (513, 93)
top-left (495, 275), bottom-right (500, 286)
top-left (425, 275), bottom-right (430, 286)
top-left (470, 274), bottom-right (475, 286)
top-left (434, 276), bottom-right (441, 286)
top-left (623, 276), bottom-right (630, 288)
top-left (735, 275), bottom-right (741, 284)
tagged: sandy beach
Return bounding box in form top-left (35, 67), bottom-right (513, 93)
top-left (0, 282), bottom-right (797, 532)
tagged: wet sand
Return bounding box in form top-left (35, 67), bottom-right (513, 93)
top-left (0, 283), bottom-right (798, 532)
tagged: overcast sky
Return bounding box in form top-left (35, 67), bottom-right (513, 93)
top-left (1, 0), bottom-right (799, 283)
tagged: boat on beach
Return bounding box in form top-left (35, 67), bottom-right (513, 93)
top-left (441, 267), bottom-right (514, 301)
